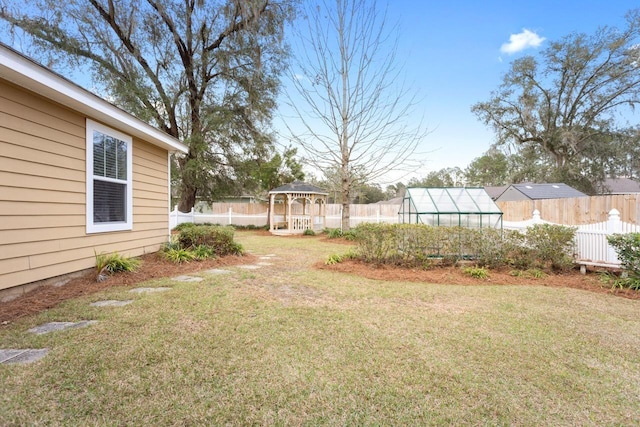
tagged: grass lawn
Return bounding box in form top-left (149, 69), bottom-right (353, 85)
top-left (1, 231), bottom-right (639, 425)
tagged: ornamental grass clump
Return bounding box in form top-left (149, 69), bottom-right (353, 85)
top-left (95, 251), bottom-right (140, 280)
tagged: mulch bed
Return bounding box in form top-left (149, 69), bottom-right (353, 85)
top-left (0, 253), bottom-right (255, 326)
top-left (318, 258), bottom-right (640, 300)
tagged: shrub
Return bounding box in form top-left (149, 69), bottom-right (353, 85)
top-left (324, 228), bottom-right (343, 239)
top-left (607, 233), bottom-right (640, 277)
top-left (462, 266), bottom-right (489, 279)
top-left (525, 224), bottom-right (576, 271)
top-left (95, 251), bottom-right (140, 276)
top-left (177, 225), bottom-right (240, 256)
top-left (342, 230), bottom-right (358, 241)
top-left (192, 244), bottom-right (216, 260)
top-left (173, 222), bottom-right (196, 232)
top-left (303, 229), bottom-right (316, 236)
top-left (325, 253), bottom-right (343, 265)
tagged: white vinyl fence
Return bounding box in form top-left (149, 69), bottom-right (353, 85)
top-left (504, 209), bottom-right (640, 267)
top-left (171, 204), bottom-right (639, 268)
top-left (169, 204), bottom-right (399, 230)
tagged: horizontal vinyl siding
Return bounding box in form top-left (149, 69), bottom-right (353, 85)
top-left (0, 80), bottom-right (170, 291)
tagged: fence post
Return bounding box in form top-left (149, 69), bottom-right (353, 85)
top-left (228, 207), bottom-right (233, 225)
top-left (190, 207), bottom-right (195, 224)
top-left (532, 209), bottom-right (542, 223)
top-left (606, 209), bottom-right (622, 264)
top-left (377, 205), bottom-right (381, 223)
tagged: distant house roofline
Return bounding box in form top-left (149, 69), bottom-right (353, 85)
top-left (0, 43), bottom-right (188, 154)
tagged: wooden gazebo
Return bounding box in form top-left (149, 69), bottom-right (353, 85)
top-left (268, 181), bottom-right (328, 235)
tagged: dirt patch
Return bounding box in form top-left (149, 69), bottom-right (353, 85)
top-left (0, 253), bottom-right (255, 326)
top-left (317, 258), bottom-right (640, 300)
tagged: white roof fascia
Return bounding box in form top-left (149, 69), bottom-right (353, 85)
top-left (0, 44), bottom-right (188, 154)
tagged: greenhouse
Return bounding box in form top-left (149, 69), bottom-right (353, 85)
top-left (399, 187), bottom-right (503, 229)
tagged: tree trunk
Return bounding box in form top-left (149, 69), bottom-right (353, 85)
top-left (178, 181), bottom-right (197, 213)
top-left (341, 172), bottom-right (350, 232)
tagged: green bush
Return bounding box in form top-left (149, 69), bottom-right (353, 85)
top-left (192, 244), bottom-right (216, 260)
top-left (324, 228), bottom-right (343, 239)
top-left (351, 222), bottom-right (577, 273)
top-left (353, 223), bottom-right (477, 267)
top-left (177, 225), bottom-right (241, 256)
top-left (525, 224), bottom-right (576, 271)
top-left (607, 233), bottom-right (640, 288)
top-left (173, 222), bottom-right (196, 232)
top-left (95, 251), bottom-right (140, 275)
top-left (462, 266), bottom-right (489, 279)
top-left (163, 248), bottom-right (196, 263)
top-left (325, 253), bottom-right (343, 265)
top-left (303, 229), bottom-right (316, 236)
top-left (342, 230), bottom-right (358, 241)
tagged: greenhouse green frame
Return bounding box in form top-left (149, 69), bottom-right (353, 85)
top-left (398, 187), bottom-right (503, 229)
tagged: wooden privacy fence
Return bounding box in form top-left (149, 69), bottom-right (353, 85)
top-left (497, 195), bottom-right (640, 224)
top-left (169, 203), bottom-right (400, 229)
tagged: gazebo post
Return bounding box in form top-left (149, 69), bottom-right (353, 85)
top-left (269, 193), bottom-right (275, 231)
top-left (310, 195), bottom-right (316, 231)
top-left (287, 193), bottom-right (293, 231)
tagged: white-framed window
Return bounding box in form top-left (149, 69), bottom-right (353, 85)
top-left (86, 119), bottom-right (133, 233)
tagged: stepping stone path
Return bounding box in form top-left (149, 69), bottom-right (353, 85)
top-left (171, 275), bottom-right (203, 282)
top-left (1, 256), bottom-right (283, 365)
top-left (129, 287), bottom-right (171, 293)
top-left (238, 265), bottom-right (261, 270)
top-left (204, 269), bottom-right (232, 275)
top-left (90, 300), bottom-right (134, 307)
top-left (0, 349), bottom-right (48, 365)
top-left (28, 320), bottom-right (98, 335)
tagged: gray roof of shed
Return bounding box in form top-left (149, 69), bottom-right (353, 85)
top-left (269, 180), bottom-right (328, 194)
top-left (510, 183), bottom-right (586, 199)
top-left (483, 185), bottom-right (508, 200)
top-left (601, 178), bottom-right (640, 194)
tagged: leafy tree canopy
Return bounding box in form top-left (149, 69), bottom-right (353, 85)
top-left (472, 9), bottom-right (640, 194)
top-left (1, 0), bottom-right (298, 210)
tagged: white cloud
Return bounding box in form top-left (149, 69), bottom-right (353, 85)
top-left (500, 29), bottom-right (545, 54)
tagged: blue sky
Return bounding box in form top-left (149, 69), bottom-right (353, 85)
top-left (1, 1), bottom-right (635, 186)
top-left (276, 0), bottom-right (636, 184)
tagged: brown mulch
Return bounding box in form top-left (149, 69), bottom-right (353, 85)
top-left (0, 253), bottom-right (255, 326)
top-left (317, 258), bottom-right (640, 300)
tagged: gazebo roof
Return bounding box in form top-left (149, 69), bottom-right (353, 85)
top-left (269, 180), bottom-right (328, 195)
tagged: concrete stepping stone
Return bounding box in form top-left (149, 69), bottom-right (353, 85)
top-left (238, 265), bottom-right (261, 270)
top-left (259, 256), bottom-right (276, 260)
top-left (257, 262), bottom-right (273, 266)
top-left (0, 349), bottom-right (49, 364)
top-left (171, 275), bottom-right (203, 282)
top-left (204, 269), bottom-right (232, 275)
top-left (28, 320), bottom-right (98, 335)
top-left (90, 300), bottom-right (134, 307)
top-left (129, 287), bottom-right (171, 293)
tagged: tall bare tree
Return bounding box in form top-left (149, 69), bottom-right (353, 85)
top-left (284, 0), bottom-right (427, 230)
top-left (1, 0), bottom-right (297, 211)
top-left (472, 9), bottom-right (640, 193)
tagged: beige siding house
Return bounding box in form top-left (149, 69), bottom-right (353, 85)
top-left (0, 44), bottom-right (188, 294)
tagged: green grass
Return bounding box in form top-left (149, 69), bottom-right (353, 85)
top-left (1, 231), bottom-right (639, 425)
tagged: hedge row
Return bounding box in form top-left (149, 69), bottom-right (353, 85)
top-left (352, 223), bottom-right (576, 272)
